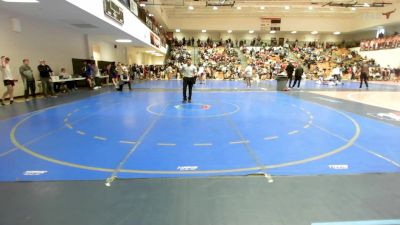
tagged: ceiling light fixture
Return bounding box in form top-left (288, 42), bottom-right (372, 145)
top-left (188, 6), bottom-right (194, 10)
top-left (308, 6), bottom-right (313, 10)
top-left (1, 0), bottom-right (39, 2)
top-left (291, 31), bottom-right (297, 34)
top-left (284, 6), bottom-right (290, 10)
top-left (228, 30), bottom-right (232, 33)
top-left (351, 7), bottom-right (356, 11)
top-left (260, 6), bottom-right (265, 10)
top-left (237, 6), bottom-right (241, 10)
top-left (213, 6), bottom-right (218, 10)
top-left (175, 29), bottom-right (180, 32)
top-left (270, 30), bottom-right (276, 34)
top-left (116, 39), bottom-right (132, 43)
top-left (333, 31), bottom-right (341, 35)
top-left (202, 30), bottom-right (207, 33)
top-left (311, 31), bottom-right (318, 34)
top-left (249, 30), bottom-right (254, 34)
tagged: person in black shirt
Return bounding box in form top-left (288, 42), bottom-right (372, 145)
top-left (285, 61), bottom-right (295, 87)
top-left (360, 61), bottom-right (369, 89)
top-left (38, 60), bottom-right (56, 97)
top-left (109, 63), bottom-right (118, 87)
top-left (291, 63), bottom-right (304, 88)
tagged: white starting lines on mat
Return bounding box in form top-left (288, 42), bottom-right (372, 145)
top-left (157, 104), bottom-right (314, 147)
top-left (119, 141), bottom-right (137, 144)
top-left (264, 136), bottom-right (279, 141)
top-left (194, 143), bottom-right (213, 146)
top-left (261, 104), bottom-right (314, 141)
top-left (157, 143), bottom-right (177, 146)
top-left (229, 140), bottom-right (250, 145)
top-left (63, 106), bottom-right (137, 145)
top-left (63, 104), bottom-right (315, 147)
top-left (288, 130), bottom-right (299, 135)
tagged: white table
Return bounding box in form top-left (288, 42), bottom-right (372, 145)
top-left (95, 75), bottom-right (109, 85)
top-left (50, 77), bottom-right (86, 83)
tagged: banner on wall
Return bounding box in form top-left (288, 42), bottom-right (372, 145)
top-left (129, 0), bottom-right (138, 16)
top-left (260, 17), bottom-right (281, 31)
top-left (150, 32), bottom-right (160, 48)
top-left (104, 0), bottom-right (124, 24)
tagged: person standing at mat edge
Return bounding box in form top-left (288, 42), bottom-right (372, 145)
top-left (19, 59), bottom-right (36, 101)
top-left (244, 63), bottom-right (253, 87)
top-left (1, 56), bottom-right (16, 105)
top-left (285, 61), bottom-right (295, 88)
top-left (291, 63), bottom-right (304, 88)
top-left (38, 60), bottom-right (57, 98)
top-left (360, 60), bottom-right (369, 89)
top-left (180, 59), bottom-right (197, 103)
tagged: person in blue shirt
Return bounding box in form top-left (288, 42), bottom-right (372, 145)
top-left (83, 61), bottom-right (94, 89)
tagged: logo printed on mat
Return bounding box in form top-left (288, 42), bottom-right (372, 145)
top-left (177, 166), bottom-right (198, 171)
top-left (328, 165), bottom-right (348, 170)
top-left (367, 112), bottom-right (400, 122)
top-left (175, 104), bottom-right (211, 110)
top-left (23, 171), bottom-right (48, 176)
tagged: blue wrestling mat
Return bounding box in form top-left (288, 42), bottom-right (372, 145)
top-left (0, 88), bottom-right (399, 181)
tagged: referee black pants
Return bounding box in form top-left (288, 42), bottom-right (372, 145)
top-left (183, 77), bottom-right (195, 101)
top-left (360, 72), bottom-right (369, 88)
top-left (287, 74), bottom-right (293, 87)
top-left (291, 76), bottom-right (301, 88)
top-left (24, 80), bottom-right (36, 99)
top-left (117, 81), bottom-right (132, 91)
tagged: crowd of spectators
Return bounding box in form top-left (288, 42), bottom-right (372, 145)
top-left (198, 46), bottom-right (241, 79)
top-left (165, 46), bottom-right (191, 66)
top-left (172, 36), bottom-right (341, 49)
top-left (242, 46), bottom-right (287, 80)
top-left (360, 33), bottom-right (400, 51)
top-left (239, 40), bottom-right (400, 84)
top-left (166, 37), bottom-right (400, 83)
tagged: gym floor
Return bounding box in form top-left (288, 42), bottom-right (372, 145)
top-left (0, 80), bottom-right (399, 225)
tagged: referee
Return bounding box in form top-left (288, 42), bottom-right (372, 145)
top-left (360, 60), bottom-right (369, 89)
top-left (180, 59), bottom-right (197, 103)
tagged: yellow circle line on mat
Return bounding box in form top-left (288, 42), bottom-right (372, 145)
top-left (10, 105), bottom-right (360, 174)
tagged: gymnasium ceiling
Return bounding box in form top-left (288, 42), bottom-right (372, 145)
top-left (144, 0), bottom-right (399, 18)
